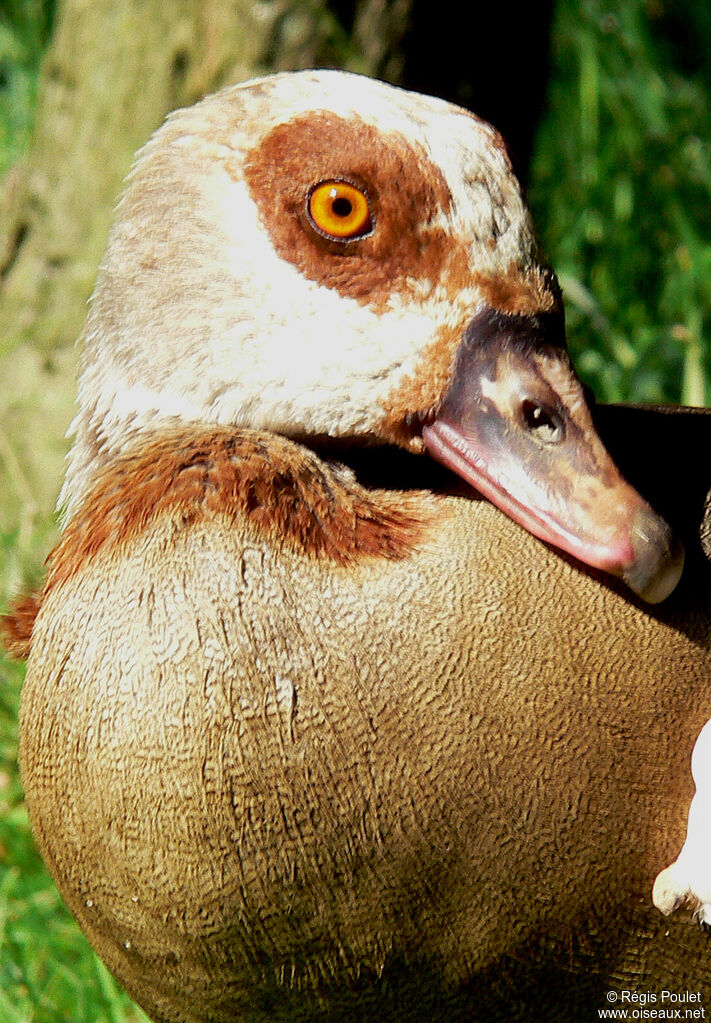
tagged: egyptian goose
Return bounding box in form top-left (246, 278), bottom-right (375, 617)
top-left (7, 71), bottom-right (710, 1023)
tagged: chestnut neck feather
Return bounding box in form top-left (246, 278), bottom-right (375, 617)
top-left (2, 429), bottom-right (435, 660)
top-left (49, 428), bottom-right (434, 591)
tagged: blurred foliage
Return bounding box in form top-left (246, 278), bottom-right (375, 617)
top-left (529, 0), bottom-right (711, 405)
top-left (0, 0), bottom-right (54, 177)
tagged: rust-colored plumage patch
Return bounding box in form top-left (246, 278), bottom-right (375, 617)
top-left (379, 326), bottom-right (462, 449)
top-left (473, 264), bottom-right (561, 317)
top-left (243, 112), bottom-right (455, 311)
top-left (45, 429), bottom-right (435, 595)
top-left (1, 591), bottom-right (41, 661)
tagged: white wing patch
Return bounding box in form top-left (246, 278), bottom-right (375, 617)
top-left (653, 716), bottom-right (711, 927)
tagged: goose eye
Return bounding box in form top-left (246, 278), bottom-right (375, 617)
top-left (307, 180), bottom-right (373, 241)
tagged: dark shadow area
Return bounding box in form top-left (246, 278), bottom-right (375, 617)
top-left (595, 404), bottom-right (711, 582)
top-left (240, 951), bottom-right (613, 1023)
top-left (401, 0), bottom-right (555, 183)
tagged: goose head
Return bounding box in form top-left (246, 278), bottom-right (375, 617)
top-left (61, 69), bottom-right (682, 603)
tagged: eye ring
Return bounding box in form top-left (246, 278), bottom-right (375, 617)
top-left (307, 180), bottom-right (373, 241)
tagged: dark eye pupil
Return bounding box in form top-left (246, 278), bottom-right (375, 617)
top-left (331, 196), bottom-right (353, 218)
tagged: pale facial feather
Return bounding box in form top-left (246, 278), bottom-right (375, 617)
top-left (60, 70), bottom-right (553, 519)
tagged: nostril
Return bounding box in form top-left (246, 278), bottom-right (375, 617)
top-left (520, 400), bottom-right (564, 444)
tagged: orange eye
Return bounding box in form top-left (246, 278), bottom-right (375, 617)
top-left (307, 180), bottom-right (373, 241)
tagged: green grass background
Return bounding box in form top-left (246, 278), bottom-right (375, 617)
top-left (1, 0), bottom-right (710, 1019)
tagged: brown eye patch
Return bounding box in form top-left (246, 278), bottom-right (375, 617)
top-left (243, 112), bottom-right (456, 308)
